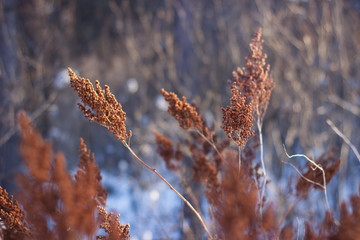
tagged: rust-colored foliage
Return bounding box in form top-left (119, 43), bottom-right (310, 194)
top-left (0, 186), bottom-right (30, 240)
top-left (16, 111), bottom-right (118, 239)
top-left (97, 206), bottom-right (130, 240)
top-left (68, 68), bottom-right (132, 142)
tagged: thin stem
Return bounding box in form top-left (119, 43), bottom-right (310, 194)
top-left (283, 145), bottom-right (331, 212)
top-left (238, 145), bottom-right (242, 172)
top-left (282, 161), bottom-right (324, 189)
top-left (257, 119), bottom-right (267, 217)
top-left (326, 119), bottom-right (360, 163)
top-left (122, 141), bottom-right (213, 240)
top-left (196, 130), bottom-right (225, 163)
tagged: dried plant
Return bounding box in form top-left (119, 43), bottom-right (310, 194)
top-left (8, 27), bottom-right (356, 240)
top-left (329, 187), bottom-right (360, 239)
top-left (160, 88), bottom-right (204, 131)
top-left (295, 149), bottom-right (340, 200)
top-left (0, 186), bottom-right (30, 240)
top-left (3, 3), bottom-right (360, 239)
top-left (231, 28), bottom-right (274, 123)
top-left (222, 28), bottom-right (274, 214)
top-left (190, 147), bottom-right (220, 207)
top-left (284, 146), bottom-right (340, 212)
top-left (68, 68), bottom-right (132, 142)
top-left (161, 88), bottom-right (225, 163)
top-left (69, 69), bottom-right (214, 239)
top-left (153, 130), bottom-right (182, 171)
top-left (97, 206), bottom-right (130, 240)
top-left (221, 85), bottom-right (254, 147)
top-left (16, 111), bottom-right (117, 239)
top-left (214, 153), bottom-right (276, 240)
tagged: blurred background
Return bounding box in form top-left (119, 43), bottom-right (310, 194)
top-left (0, 0), bottom-right (359, 239)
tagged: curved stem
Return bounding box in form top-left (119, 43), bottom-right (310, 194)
top-left (122, 141), bottom-right (213, 240)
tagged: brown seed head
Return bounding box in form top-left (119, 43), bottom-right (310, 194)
top-left (221, 85), bottom-right (254, 147)
top-left (97, 206), bottom-right (130, 240)
top-left (68, 68), bottom-right (131, 141)
top-left (232, 28), bottom-right (274, 121)
top-left (160, 89), bottom-right (203, 131)
top-left (0, 186), bottom-right (30, 239)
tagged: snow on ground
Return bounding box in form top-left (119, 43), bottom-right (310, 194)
top-left (101, 171), bottom-right (182, 239)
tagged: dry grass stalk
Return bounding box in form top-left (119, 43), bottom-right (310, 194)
top-left (326, 119), bottom-right (360, 163)
top-left (222, 29), bottom-right (274, 214)
top-left (69, 69), bottom-right (214, 239)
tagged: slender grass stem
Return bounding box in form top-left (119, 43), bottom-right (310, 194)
top-left (122, 141), bottom-right (213, 240)
top-left (238, 146), bottom-right (242, 172)
top-left (326, 119), bottom-right (360, 163)
top-left (257, 119), bottom-right (267, 217)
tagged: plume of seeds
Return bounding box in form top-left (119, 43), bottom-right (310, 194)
top-left (232, 28), bottom-right (274, 122)
top-left (68, 68), bottom-right (131, 142)
top-left (160, 88), bottom-right (204, 131)
top-left (221, 85), bottom-right (254, 147)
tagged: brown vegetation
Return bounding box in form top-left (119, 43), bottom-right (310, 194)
top-left (1, 24), bottom-right (360, 240)
top-left (5, 112), bottom-right (129, 240)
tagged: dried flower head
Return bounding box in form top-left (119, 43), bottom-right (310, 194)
top-left (0, 186), bottom-right (30, 240)
top-left (191, 148), bottom-right (220, 206)
top-left (17, 111), bottom-right (110, 239)
top-left (153, 130), bottom-right (182, 171)
top-left (232, 28), bottom-right (274, 121)
top-left (221, 85), bottom-right (254, 147)
top-left (97, 206), bottom-right (130, 240)
top-left (18, 111), bottom-right (52, 182)
top-left (68, 68), bottom-right (132, 142)
top-left (77, 138), bottom-right (108, 206)
top-left (160, 89), bottom-right (203, 130)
